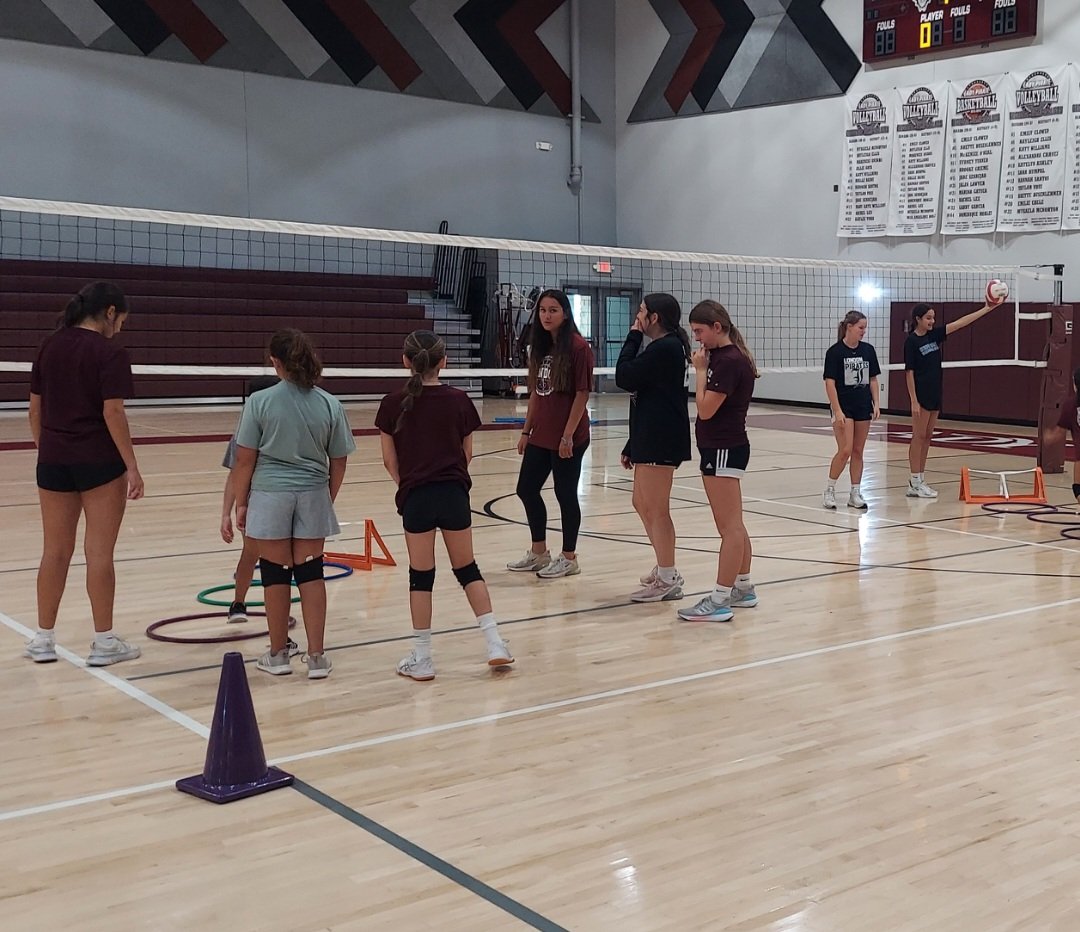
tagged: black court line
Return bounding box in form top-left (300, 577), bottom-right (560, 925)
top-left (291, 779), bottom-right (568, 931)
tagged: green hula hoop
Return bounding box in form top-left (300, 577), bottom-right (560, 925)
top-left (196, 561), bottom-right (352, 608)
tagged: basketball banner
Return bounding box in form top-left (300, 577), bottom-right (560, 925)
top-left (887, 83), bottom-right (948, 237)
top-left (1063, 64), bottom-right (1080, 230)
top-left (997, 66), bottom-right (1070, 232)
top-left (941, 75), bottom-right (1006, 236)
top-left (837, 92), bottom-right (894, 237)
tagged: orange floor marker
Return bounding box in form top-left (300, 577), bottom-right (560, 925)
top-left (959, 466), bottom-right (1047, 505)
top-left (326, 519), bottom-right (396, 571)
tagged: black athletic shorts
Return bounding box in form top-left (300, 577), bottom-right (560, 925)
top-left (401, 481), bottom-right (472, 534)
top-left (837, 398), bottom-right (873, 422)
top-left (699, 444), bottom-right (750, 478)
top-left (914, 389), bottom-right (941, 412)
top-left (36, 461), bottom-right (127, 493)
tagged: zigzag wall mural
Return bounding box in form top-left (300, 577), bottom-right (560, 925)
top-left (629, 0), bottom-right (860, 122)
top-left (0, 0), bottom-right (597, 121)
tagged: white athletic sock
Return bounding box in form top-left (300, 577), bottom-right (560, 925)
top-left (658, 566), bottom-right (679, 584)
top-left (414, 629), bottom-right (432, 660)
top-left (826, 478), bottom-right (837, 491)
top-left (851, 484), bottom-right (860, 495)
top-left (476, 612), bottom-right (501, 645)
top-left (37, 628), bottom-right (55, 640)
top-left (712, 585), bottom-right (732, 603)
top-left (912, 473), bottom-right (923, 484)
top-left (735, 573), bottom-right (751, 590)
top-left (94, 632), bottom-right (117, 648)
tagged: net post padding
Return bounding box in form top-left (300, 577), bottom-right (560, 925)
top-left (959, 467), bottom-right (1047, 505)
top-left (1036, 304), bottom-right (1074, 474)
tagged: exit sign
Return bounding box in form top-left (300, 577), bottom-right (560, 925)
top-left (593, 260), bottom-right (613, 273)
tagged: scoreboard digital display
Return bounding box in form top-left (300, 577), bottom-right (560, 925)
top-left (864, 0), bottom-right (1038, 63)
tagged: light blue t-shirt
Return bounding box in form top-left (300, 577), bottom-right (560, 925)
top-left (236, 381), bottom-right (356, 491)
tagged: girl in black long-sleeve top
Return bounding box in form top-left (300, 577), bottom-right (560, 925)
top-left (615, 293), bottom-right (692, 603)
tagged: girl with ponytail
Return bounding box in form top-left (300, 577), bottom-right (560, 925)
top-left (376, 330), bottom-right (513, 681)
top-left (614, 293), bottom-right (692, 602)
top-left (231, 328), bottom-right (355, 680)
top-left (24, 281), bottom-right (144, 666)
top-left (677, 300), bottom-right (759, 624)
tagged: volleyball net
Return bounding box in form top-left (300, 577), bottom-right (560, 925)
top-left (0, 195), bottom-right (1063, 405)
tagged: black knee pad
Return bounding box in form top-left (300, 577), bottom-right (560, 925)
top-left (292, 554), bottom-right (324, 585)
top-left (259, 558), bottom-right (292, 587)
top-left (409, 566), bottom-right (436, 592)
top-left (452, 562), bottom-right (484, 588)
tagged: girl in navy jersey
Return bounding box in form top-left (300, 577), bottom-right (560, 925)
top-left (24, 282), bottom-right (144, 666)
top-left (376, 330), bottom-right (513, 682)
top-left (507, 289), bottom-right (595, 580)
top-left (616, 293), bottom-right (692, 602)
top-left (822, 311), bottom-right (880, 510)
top-left (677, 300), bottom-right (759, 623)
top-left (904, 297), bottom-right (1001, 498)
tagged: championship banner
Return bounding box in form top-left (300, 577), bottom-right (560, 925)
top-left (997, 67), bottom-right (1069, 232)
top-left (941, 75), bottom-right (1006, 236)
top-left (1063, 63), bottom-right (1080, 230)
top-left (887, 83), bottom-right (948, 237)
top-left (838, 91), bottom-right (893, 237)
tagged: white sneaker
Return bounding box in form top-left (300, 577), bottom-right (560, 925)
top-left (730, 585), bottom-right (758, 608)
top-left (907, 480), bottom-right (937, 499)
top-left (629, 575), bottom-right (684, 602)
top-left (639, 565), bottom-right (659, 586)
top-left (507, 550), bottom-right (551, 573)
top-left (304, 652), bottom-right (332, 679)
top-left (486, 639), bottom-right (514, 667)
top-left (397, 650), bottom-right (435, 681)
top-left (24, 632), bottom-right (57, 663)
top-left (822, 487), bottom-right (837, 510)
top-left (676, 595), bottom-right (734, 623)
top-left (86, 636), bottom-right (140, 666)
top-left (536, 554), bottom-right (580, 579)
top-left (848, 489), bottom-right (868, 509)
top-left (256, 648), bottom-right (292, 676)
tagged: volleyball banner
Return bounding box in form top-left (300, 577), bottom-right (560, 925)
top-left (997, 66), bottom-right (1070, 232)
top-left (837, 92), bottom-right (894, 238)
top-left (941, 74), bottom-right (1006, 236)
top-left (1063, 64), bottom-right (1080, 230)
top-left (887, 83), bottom-right (948, 237)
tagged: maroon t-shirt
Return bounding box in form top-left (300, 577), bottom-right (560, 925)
top-left (1057, 391), bottom-right (1080, 446)
top-left (529, 334), bottom-right (594, 451)
top-left (375, 383), bottom-right (482, 513)
top-left (695, 344), bottom-right (755, 449)
top-left (30, 327), bottom-right (134, 465)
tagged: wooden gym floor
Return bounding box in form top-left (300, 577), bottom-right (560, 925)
top-left (1, 395), bottom-right (1079, 931)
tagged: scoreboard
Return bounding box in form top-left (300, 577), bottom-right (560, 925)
top-left (863, 0), bottom-right (1038, 63)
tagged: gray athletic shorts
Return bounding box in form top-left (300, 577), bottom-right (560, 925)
top-left (245, 487), bottom-right (340, 540)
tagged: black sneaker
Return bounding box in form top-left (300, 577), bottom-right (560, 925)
top-left (227, 601), bottom-right (248, 623)
top-left (286, 637), bottom-right (301, 657)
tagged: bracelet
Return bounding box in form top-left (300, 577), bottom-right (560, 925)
top-left (521, 430), bottom-right (532, 437)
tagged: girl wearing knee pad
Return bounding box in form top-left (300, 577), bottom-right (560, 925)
top-left (506, 289), bottom-right (594, 579)
top-left (376, 330), bottom-right (513, 681)
top-left (822, 311), bottom-right (880, 510)
top-left (232, 329), bottom-right (355, 680)
top-left (615, 293), bottom-right (692, 603)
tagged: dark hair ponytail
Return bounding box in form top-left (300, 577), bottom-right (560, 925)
top-left (268, 328), bottom-right (321, 390)
top-left (838, 310), bottom-right (866, 344)
top-left (643, 292), bottom-right (691, 364)
top-left (910, 303), bottom-right (932, 329)
top-left (61, 281), bottom-right (127, 329)
top-left (396, 330), bottom-right (447, 432)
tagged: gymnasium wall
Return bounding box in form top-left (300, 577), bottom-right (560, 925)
top-left (615, 0), bottom-right (1078, 407)
top-left (0, 0), bottom-right (616, 245)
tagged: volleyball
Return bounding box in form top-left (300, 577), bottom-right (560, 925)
top-left (986, 279), bottom-right (1010, 304)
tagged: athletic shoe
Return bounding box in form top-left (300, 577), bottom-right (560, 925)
top-left (677, 595), bottom-right (734, 623)
top-left (24, 632), bottom-right (57, 663)
top-left (848, 489), bottom-right (868, 510)
top-left (822, 487), bottom-right (837, 510)
top-left (907, 480), bottom-right (937, 499)
top-left (536, 555), bottom-right (580, 579)
top-left (630, 576), bottom-right (684, 602)
top-left (506, 550), bottom-right (551, 573)
top-left (397, 650), bottom-right (435, 681)
top-left (286, 637), bottom-right (301, 657)
top-left (226, 601), bottom-right (248, 623)
top-left (486, 639), bottom-right (514, 667)
top-left (730, 586), bottom-right (758, 608)
top-left (256, 648), bottom-right (292, 676)
top-left (639, 565), bottom-right (659, 586)
top-left (86, 636), bottom-right (141, 666)
top-left (304, 652), bottom-right (332, 680)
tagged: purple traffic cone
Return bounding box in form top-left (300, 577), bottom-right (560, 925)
top-left (176, 651), bottom-right (293, 803)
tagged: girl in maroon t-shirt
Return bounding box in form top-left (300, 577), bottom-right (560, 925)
top-left (24, 282), bottom-right (144, 667)
top-left (507, 289), bottom-right (594, 580)
top-left (678, 300), bottom-right (759, 624)
top-left (376, 330), bottom-right (513, 682)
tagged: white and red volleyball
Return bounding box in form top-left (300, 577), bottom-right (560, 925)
top-left (986, 279), bottom-right (1010, 304)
